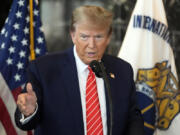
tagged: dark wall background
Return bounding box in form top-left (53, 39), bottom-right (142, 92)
top-left (0, 0), bottom-right (180, 86)
top-left (0, 0), bottom-right (11, 30)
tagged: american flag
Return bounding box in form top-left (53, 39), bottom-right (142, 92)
top-left (0, 0), bottom-right (46, 134)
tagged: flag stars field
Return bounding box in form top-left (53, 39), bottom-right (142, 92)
top-left (35, 48), bottom-right (41, 54)
top-left (11, 34), bottom-right (18, 41)
top-left (18, 0), bottom-right (24, 7)
top-left (23, 27), bottom-right (29, 34)
top-left (19, 51), bottom-right (26, 58)
top-left (13, 23), bottom-right (20, 30)
top-left (39, 26), bottom-right (44, 32)
top-left (26, 16), bottom-right (30, 23)
top-left (37, 36), bottom-right (43, 44)
top-left (34, 9), bottom-right (39, 16)
top-left (5, 32), bottom-right (8, 37)
top-left (17, 62), bottom-right (24, 70)
top-left (6, 58), bottom-right (13, 65)
top-left (14, 74), bottom-right (21, 82)
top-left (1, 43), bottom-right (5, 49)
top-left (16, 11), bottom-right (22, 18)
top-left (8, 19), bottom-right (12, 26)
top-left (5, 18), bottom-right (8, 23)
top-left (21, 38), bottom-right (28, 46)
top-left (8, 46), bottom-right (15, 54)
top-left (1, 28), bottom-right (5, 35)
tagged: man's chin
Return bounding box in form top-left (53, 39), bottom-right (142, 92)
top-left (82, 57), bottom-right (100, 65)
top-left (88, 58), bottom-right (99, 64)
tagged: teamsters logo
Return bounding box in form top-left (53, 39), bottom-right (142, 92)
top-left (136, 61), bottom-right (180, 133)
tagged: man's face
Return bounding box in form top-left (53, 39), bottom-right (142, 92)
top-left (71, 22), bottom-right (111, 65)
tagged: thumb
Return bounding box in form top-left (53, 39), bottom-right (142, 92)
top-left (26, 83), bottom-right (34, 95)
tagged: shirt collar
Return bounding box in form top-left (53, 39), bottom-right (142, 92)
top-left (73, 45), bottom-right (88, 74)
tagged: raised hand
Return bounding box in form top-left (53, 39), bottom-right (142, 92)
top-left (17, 83), bottom-right (37, 116)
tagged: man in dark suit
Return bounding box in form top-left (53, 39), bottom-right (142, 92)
top-left (15, 5), bottom-right (144, 135)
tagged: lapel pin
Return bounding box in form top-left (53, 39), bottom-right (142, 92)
top-left (110, 73), bottom-right (115, 79)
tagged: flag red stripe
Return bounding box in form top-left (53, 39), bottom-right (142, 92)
top-left (0, 97), bottom-right (17, 135)
top-left (28, 131), bottom-right (33, 135)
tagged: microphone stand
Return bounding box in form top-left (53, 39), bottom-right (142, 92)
top-left (99, 62), bottom-right (113, 135)
top-left (90, 61), bottom-right (113, 135)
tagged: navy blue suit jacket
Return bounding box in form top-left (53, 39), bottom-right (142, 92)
top-left (15, 48), bottom-right (144, 135)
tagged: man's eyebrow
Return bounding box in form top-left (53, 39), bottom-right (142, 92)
top-left (79, 33), bottom-right (89, 36)
top-left (95, 34), bottom-right (104, 36)
top-left (79, 33), bottom-right (85, 35)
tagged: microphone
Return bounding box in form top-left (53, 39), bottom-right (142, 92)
top-left (89, 60), bottom-right (113, 135)
top-left (89, 60), bottom-right (103, 78)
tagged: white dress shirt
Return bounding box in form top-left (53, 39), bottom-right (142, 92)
top-left (74, 46), bottom-right (107, 135)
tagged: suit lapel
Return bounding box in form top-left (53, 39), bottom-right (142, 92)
top-left (61, 48), bottom-right (84, 135)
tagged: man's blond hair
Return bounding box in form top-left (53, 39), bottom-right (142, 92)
top-left (70, 5), bottom-right (113, 35)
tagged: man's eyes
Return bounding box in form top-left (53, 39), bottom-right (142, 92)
top-left (80, 35), bottom-right (104, 41)
top-left (80, 35), bottom-right (89, 40)
top-left (95, 35), bottom-right (104, 39)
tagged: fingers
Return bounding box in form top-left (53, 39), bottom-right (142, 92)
top-left (26, 83), bottom-right (33, 94)
top-left (17, 93), bottom-right (29, 115)
top-left (26, 82), bottom-right (37, 99)
top-left (17, 93), bottom-right (26, 107)
top-left (18, 100), bottom-right (36, 116)
top-left (17, 93), bottom-right (37, 116)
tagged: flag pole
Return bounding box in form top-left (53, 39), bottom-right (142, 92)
top-left (29, 0), bottom-right (35, 60)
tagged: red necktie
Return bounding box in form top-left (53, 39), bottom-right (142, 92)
top-left (86, 66), bottom-right (103, 135)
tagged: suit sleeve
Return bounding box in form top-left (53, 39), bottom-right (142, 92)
top-left (14, 60), bottom-right (43, 130)
top-left (126, 65), bottom-right (145, 135)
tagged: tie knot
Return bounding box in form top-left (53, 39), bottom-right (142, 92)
top-left (88, 66), bottom-right (95, 78)
top-left (88, 66), bottom-right (93, 73)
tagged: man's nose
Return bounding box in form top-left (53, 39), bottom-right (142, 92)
top-left (88, 37), bottom-right (96, 48)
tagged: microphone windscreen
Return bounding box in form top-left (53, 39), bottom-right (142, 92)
top-left (89, 60), bottom-right (103, 78)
